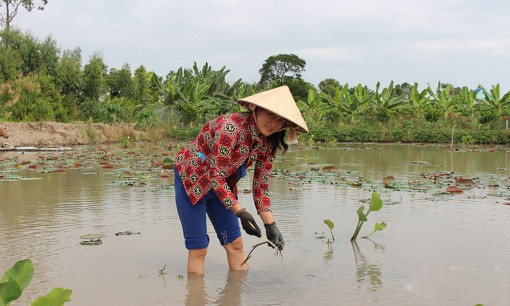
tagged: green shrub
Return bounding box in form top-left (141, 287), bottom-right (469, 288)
top-left (0, 259), bottom-right (72, 306)
top-left (166, 127), bottom-right (201, 140)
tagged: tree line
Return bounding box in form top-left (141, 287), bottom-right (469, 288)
top-left (1, 28), bottom-right (510, 143)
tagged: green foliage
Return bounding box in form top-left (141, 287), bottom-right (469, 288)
top-left (362, 222), bottom-right (387, 239)
top-left (134, 105), bottom-right (160, 130)
top-left (166, 126), bottom-right (201, 140)
top-left (79, 98), bottom-right (104, 122)
top-left (0, 259), bottom-right (71, 306)
top-left (82, 53), bottom-right (107, 101)
top-left (372, 81), bottom-right (404, 124)
top-left (323, 219), bottom-right (335, 244)
top-left (133, 65), bottom-right (150, 103)
top-left (318, 78), bottom-right (340, 97)
top-left (107, 63), bottom-right (135, 99)
top-left (0, 259), bottom-right (34, 305)
top-left (0, 46), bottom-right (22, 82)
top-left (1, 27), bottom-right (510, 143)
top-left (154, 62), bottom-right (241, 127)
top-left (351, 192), bottom-right (385, 241)
top-left (258, 54), bottom-right (306, 88)
top-left (57, 48), bottom-right (82, 96)
top-left (31, 288), bottom-right (72, 306)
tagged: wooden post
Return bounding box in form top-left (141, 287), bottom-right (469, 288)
top-left (450, 126), bottom-right (454, 150)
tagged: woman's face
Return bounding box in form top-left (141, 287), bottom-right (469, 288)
top-left (254, 108), bottom-right (286, 136)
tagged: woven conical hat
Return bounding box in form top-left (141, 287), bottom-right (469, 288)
top-left (238, 86), bottom-right (309, 133)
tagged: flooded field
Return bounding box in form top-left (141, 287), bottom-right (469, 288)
top-left (1, 142), bottom-right (509, 305)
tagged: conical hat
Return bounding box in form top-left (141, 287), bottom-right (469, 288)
top-left (238, 86), bottom-right (309, 133)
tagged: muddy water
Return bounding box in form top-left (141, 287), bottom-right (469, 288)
top-left (1, 143), bottom-right (509, 305)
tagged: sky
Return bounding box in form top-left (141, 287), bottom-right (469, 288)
top-left (11, 0), bottom-right (510, 92)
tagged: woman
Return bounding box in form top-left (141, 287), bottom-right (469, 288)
top-left (174, 85), bottom-right (308, 275)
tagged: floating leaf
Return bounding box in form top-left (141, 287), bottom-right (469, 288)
top-left (80, 239), bottom-right (102, 246)
top-left (120, 171), bottom-right (133, 178)
top-left (382, 176), bottom-right (395, 185)
top-left (455, 177), bottom-right (474, 186)
top-left (323, 165), bottom-right (338, 171)
top-left (446, 185), bottom-right (463, 193)
top-left (163, 158), bottom-right (174, 165)
top-left (411, 160), bottom-right (430, 165)
top-left (80, 234), bottom-right (105, 239)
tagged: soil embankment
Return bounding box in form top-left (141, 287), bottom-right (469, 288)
top-left (0, 122), bottom-right (146, 148)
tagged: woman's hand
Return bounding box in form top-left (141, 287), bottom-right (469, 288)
top-left (235, 208), bottom-right (262, 237)
top-left (264, 222), bottom-right (284, 251)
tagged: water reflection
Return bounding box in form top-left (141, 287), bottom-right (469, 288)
top-left (351, 240), bottom-right (383, 292)
top-left (323, 245), bottom-right (334, 262)
top-left (185, 271), bottom-right (247, 306)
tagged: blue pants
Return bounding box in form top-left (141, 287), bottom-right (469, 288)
top-left (174, 167), bottom-right (242, 249)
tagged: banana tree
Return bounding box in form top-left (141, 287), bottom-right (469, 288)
top-left (151, 62), bottom-right (242, 127)
top-left (457, 86), bottom-right (480, 126)
top-left (321, 84), bottom-right (373, 125)
top-left (427, 82), bottom-right (459, 123)
top-left (296, 88), bottom-right (325, 127)
top-left (407, 82), bottom-right (430, 125)
top-left (372, 81), bottom-right (404, 125)
top-left (478, 84), bottom-right (510, 127)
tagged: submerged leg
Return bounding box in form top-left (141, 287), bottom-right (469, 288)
top-left (188, 248), bottom-right (208, 275)
top-left (224, 237), bottom-right (248, 271)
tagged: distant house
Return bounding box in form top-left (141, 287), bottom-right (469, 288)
top-left (473, 86), bottom-right (488, 100)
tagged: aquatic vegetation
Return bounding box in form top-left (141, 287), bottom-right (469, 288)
top-left (0, 259), bottom-right (72, 306)
top-left (79, 234), bottom-right (105, 246)
top-left (362, 222), bottom-right (387, 239)
top-left (351, 192), bottom-right (385, 241)
top-left (159, 264), bottom-right (167, 277)
top-left (323, 219), bottom-right (335, 244)
top-left (314, 219), bottom-right (335, 247)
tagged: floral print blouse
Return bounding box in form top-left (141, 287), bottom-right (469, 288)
top-left (175, 112), bottom-right (275, 213)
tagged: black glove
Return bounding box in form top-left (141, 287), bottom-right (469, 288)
top-left (264, 222), bottom-right (284, 251)
top-left (235, 208), bottom-right (262, 237)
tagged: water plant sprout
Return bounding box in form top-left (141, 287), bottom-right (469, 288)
top-left (362, 222), bottom-right (387, 239)
top-left (351, 192), bottom-right (385, 241)
top-left (324, 219), bottom-right (335, 244)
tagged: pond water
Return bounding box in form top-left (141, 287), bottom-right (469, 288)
top-left (1, 143), bottom-right (510, 306)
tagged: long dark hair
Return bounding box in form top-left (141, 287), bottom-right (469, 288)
top-left (268, 130), bottom-right (288, 155)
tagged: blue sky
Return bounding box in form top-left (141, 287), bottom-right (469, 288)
top-left (12, 0), bottom-right (510, 92)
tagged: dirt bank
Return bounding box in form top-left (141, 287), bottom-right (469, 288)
top-left (0, 122), bottom-right (149, 148)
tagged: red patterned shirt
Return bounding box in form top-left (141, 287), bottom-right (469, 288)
top-left (175, 112), bottom-right (275, 213)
